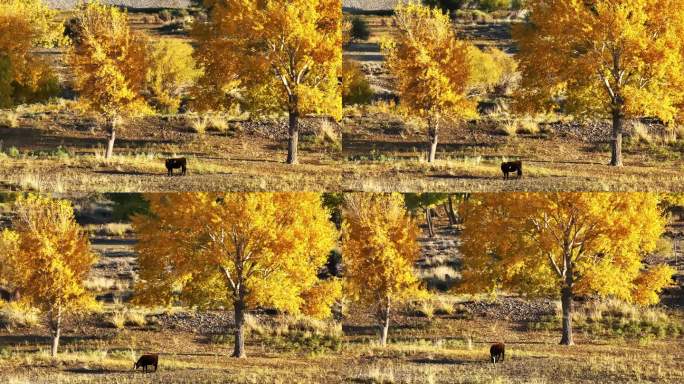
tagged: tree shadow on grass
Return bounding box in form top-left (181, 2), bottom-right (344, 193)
top-left (411, 357), bottom-right (482, 365)
top-left (64, 367), bottom-right (132, 375)
top-left (0, 334), bottom-right (108, 347)
top-left (91, 170), bottom-right (161, 177)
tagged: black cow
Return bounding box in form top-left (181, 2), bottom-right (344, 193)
top-left (134, 354), bottom-right (158, 373)
top-left (501, 160), bottom-right (522, 180)
top-left (165, 158), bottom-right (187, 176)
top-left (490, 343), bottom-right (505, 364)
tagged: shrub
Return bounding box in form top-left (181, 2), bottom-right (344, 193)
top-left (107, 311), bottom-right (126, 329)
top-left (478, 0), bottom-right (512, 12)
top-left (189, 115), bottom-right (208, 134)
top-left (630, 121), bottom-right (653, 144)
top-left (496, 120), bottom-right (517, 136)
top-left (125, 310), bottom-right (147, 327)
top-left (0, 110), bottom-right (20, 128)
top-left (0, 301), bottom-right (40, 329)
top-left (343, 60), bottom-right (373, 106)
top-left (206, 115), bottom-right (229, 133)
top-left (350, 16), bottom-right (370, 41)
top-left (516, 117), bottom-right (540, 134)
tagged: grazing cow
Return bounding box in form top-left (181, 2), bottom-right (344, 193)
top-left (501, 160), bottom-right (522, 180)
top-left (134, 354), bottom-right (158, 373)
top-left (165, 157), bottom-right (187, 176)
top-left (490, 342), bottom-right (505, 364)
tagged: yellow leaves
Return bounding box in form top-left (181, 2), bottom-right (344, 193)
top-left (515, 0), bottom-right (684, 121)
top-left (342, 193), bottom-right (424, 306)
top-left (0, 195), bottom-right (97, 315)
top-left (382, 1), bottom-right (503, 128)
top-left (68, 1), bottom-right (152, 118)
top-left (632, 265), bottom-right (675, 305)
top-left (192, 0), bottom-right (341, 117)
top-left (459, 193), bottom-right (671, 305)
top-left (0, 0), bottom-right (60, 107)
top-left (133, 193), bottom-right (339, 317)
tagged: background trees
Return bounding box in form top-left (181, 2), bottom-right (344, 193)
top-left (133, 193), bottom-right (339, 358)
top-left (144, 39), bottom-right (201, 114)
top-left (68, 1), bottom-right (151, 159)
top-left (342, 193), bottom-right (425, 346)
top-left (193, 0), bottom-right (342, 164)
top-left (458, 193), bottom-right (674, 345)
top-left (382, 1), bottom-right (500, 163)
top-left (0, 0), bottom-right (63, 107)
top-left (0, 195), bottom-right (97, 356)
top-left (515, 0), bottom-right (684, 166)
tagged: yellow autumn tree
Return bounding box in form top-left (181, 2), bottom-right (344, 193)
top-left (514, 0), bottom-right (684, 166)
top-left (68, 1), bottom-right (151, 159)
top-left (458, 193), bottom-right (673, 346)
top-left (193, 0), bottom-right (342, 164)
top-left (0, 0), bottom-right (64, 107)
top-left (382, 1), bottom-right (502, 163)
top-left (132, 193), bottom-right (339, 358)
top-left (0, 195), bottom-right (97, 356)
top-left (342, 193), bottom-right (426, 346)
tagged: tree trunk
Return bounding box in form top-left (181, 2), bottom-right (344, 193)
top-left (559, 284), bottom-right (574, 346)
top-left (105, 116), bottom-right (117, 159)
top-left (50, 307), bottom-right (62, 357)
top-left (610, 107), bottom-right (623, 167)
top-left (427, 119), bottom-right (439, 163)
top-left (379, 296), bottom-right (391, 346)
top-left (287, 96), bottom-right (299, 165)
top-left (232, 299), bottom-right (246, 358)
top-left (446, 195), bottom-right (457, 226)
top-left (426, 208), bottom-right (435, 238)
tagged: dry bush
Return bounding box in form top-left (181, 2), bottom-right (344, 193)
top-left (0, 301), bottom-right (40, 329)
top-left (496, 120), bottom-right (518, 136)
top-left (0, 110), bottom-right (19, 128)
top-left (631, 121), bottom-right (654, 144)
top-left (516, 116), bottom-right (540, 134)
top-left (189, 115), bottom-right (208, 135)
top-left (107, 311), bottom-right (126, 329)
top-left (125, 310), bottom-right (147, 327)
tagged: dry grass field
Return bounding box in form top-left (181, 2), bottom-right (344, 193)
top-left (1, 299), bottom-right (682, 384)
top-left (0, 103), bottom-right (343, 192)
top-left (1, 198), bottom-right (682, 383)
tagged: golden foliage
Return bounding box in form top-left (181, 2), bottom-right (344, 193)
top-left (67, 1), bottom-right (151, 117)
top-left (342, 193), bottom-right (425, 307)
top-left (382, 1), bottom-right (500, 124)
top-left (144, 38), bottom-right (201, 114)
top-left (0, 0), bottom-right (62, 107)
top-left (133, 193), bottom-right (339, 316)
top-left (514, 0), bottom-right (684, 122)
top-left (192, 0), bottom-right (342, 119)
top-left (459, 193), bottom-right (673, 304)
top-left (0, 194), bottom-right (97, 315)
